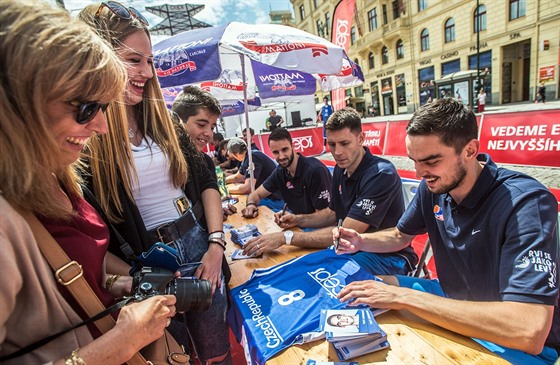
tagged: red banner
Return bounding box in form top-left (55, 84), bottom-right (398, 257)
top-left (479, 110), bottom-right (560, 168)
top-left (362, 122), bottom-right (387, 155)
top-left (384, 120), bottom-right (409, 156)
top-left (330, 0), bottom-right (355, 111)
top-left (259, 127), bottom-right (324, 157)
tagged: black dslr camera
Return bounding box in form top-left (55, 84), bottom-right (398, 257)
top-left (132, 267), bottom-right (212, 312)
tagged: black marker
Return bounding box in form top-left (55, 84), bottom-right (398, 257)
top-left (334, 218), bottom-right (343, 250)
top-left (280, 203), bottom-right (288, 217)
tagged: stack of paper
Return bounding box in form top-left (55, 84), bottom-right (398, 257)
top-left (230, 224), bottom-right (260, 248)
top-left (320, 308), bottom-right (389, 361)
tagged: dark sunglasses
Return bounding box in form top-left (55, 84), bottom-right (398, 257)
top-left (67, 101), bottom-right (109, 124)
top-left (95, 1), bottom-right (149, 27)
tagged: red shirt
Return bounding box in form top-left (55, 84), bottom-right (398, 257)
top-left (39, 193), bottom-right (114, 338)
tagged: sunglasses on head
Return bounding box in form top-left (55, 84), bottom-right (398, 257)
top-left (67, 101), bottom-right (109, 124)
top-left (95, 1), bottom-right (149, 27)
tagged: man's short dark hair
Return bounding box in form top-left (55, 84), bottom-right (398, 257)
top-left (325, 107), bottom-right (362, 134)
top-left (407, 98), bottom-right (478, 154)
top-left (172, 85), bottom-right (222, 122)
top-left (242, 127), bottom-right (255, 135)
top-left (323, 96), bottom-right (329, 101)
top-left (268, 127), bottom-right (292, 144)
top-left (213, 132), bottom-right (224, 142)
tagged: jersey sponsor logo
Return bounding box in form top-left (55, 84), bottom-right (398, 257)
top-left (307, 267), bottom-right (346, 299)
top-left (471, 229), bottom-right (482, 235)
top-left (286, 181), bottom-right (294, 189)
top-left (356, 199), bottom-right (377, 216)
top-left (318, 190), bottom-right (331, 202)
top-left (515, 250), bottom-right (557, 288)
top-left (433, 205), bottom-right (444, 221)
top-left (238, 289), bottom-right (284, 348)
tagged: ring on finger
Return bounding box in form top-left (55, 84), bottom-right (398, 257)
top-left (256, 244), bottom-right (260, 249)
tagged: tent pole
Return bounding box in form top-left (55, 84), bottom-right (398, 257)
top-left (240, 53), bottom-right (255, 193)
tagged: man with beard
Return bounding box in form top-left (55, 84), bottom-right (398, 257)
top-left (241, 128), bottom-right (332, 221)
top-left (335, 98), bottom-right (559, 365)
top-left (243, 109), bottom-right (417, 278)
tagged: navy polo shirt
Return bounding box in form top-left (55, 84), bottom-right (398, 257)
top-left (239, 150), bottom-right (281, 200)
top-left (262, 154), bottom-right (332, 214)
top-left (330, 148), bottom-right (416, 268)
top-left (397, 154), bottom-right (559, 348)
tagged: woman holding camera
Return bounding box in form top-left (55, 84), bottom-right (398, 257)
top-left (79, 3), bottom-right (231, 364)
top-left (0, 1), bottom-right (176, 364)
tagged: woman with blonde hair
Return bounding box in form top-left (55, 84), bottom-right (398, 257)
top-left (0, 1), bottom-right (176, 364)
top-left (79, 3), bottom-right (231, 364)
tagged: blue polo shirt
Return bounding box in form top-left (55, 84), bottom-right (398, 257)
top-left (397, 153), bottom-right (559, 348)
top-left (239, 150), bottom-right (281, 200)
top-left (331, 148), bottom-right (417, 270)
top-left (262, 154), bottom-right (332, 215)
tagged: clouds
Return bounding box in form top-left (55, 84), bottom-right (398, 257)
top-left (52, 0), bottom-right (292, 27)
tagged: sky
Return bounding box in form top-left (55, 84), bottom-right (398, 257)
top-left (50, 0), bottom-right (294, 27)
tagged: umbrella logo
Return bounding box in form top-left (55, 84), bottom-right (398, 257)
top-left (200, 69), bottom-right (245, 92)
top-left (237, 33), bottom-right (328, 57)
top-left (154, 47), bottom-right (197, 78)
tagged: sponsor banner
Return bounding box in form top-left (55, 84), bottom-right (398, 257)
top-left (220, 98), bottom-right (261, 118)
top-left (362, 122), bottom-right (387, 155)
top-left (331, 0), bottom-right (355, 110)
top-left (383, 120), bottom-right (409, 156)
top-left (154, 25), bottom-right (225, 88)
top-left (252, 61), bottom-right (316, 99)
top-left (260, 127), bottom-right (324, 157)
top-left (479, 110), bottom-right (560, 168)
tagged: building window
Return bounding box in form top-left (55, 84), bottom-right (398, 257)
top-left (418, 0), bottom-right (427, 12)
top-left (355, 85), bottom-right (364, 97)
top-left (313, 0), bottom-right (318, 9)
top-left (368, 8), bottom-right (378, 31)
top-left (382, 46), bottom-right (389, 64)
top-left (345, 88), bottom-right (353, 97)
top-left (299, 5), bottom-right (305, 21)
top-left (392, 1), bottom-right (401, 20)
top-left (396, 39), bottom-right (404, 59)
top-left (474, 4), bottom-right (487, 33)
top-left (325, 12), bottom-right (331, 35)
top-left (441, 59), bottom-right (460, 77)
top-left (316, 19), bottom-right (322, 36)
top-left (509, 0), bottom-right (526, 20)
top-left (351, 27), bottom-right (356, 45)
top-left (382, 4), bottom-right (388, 25)
top-left (420, 28), bottom-right (430, 51)
top-left (445, 18), bottom-right (455, 43)
top-left (368, 52), bottom-right (375, 69)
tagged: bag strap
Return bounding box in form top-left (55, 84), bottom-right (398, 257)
top-left (19, 210), bottom-right (148, 365)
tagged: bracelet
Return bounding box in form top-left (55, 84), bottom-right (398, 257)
top-left (246, 202), bottom-right (257, 208)
top-left (209, 239), bottom-right (226, 251)
top-left (105, 274), bottom-right (120, 292)
top-left (65, 349), bottom-right (87, 365)
top-left (208, 231), bottom-right (226, 242)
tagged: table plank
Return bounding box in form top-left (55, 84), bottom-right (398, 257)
top-left (224, 204), bottom-right (510, 365)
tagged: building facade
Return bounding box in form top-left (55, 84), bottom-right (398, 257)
top-left (289, 0), bottom-right (559, 115)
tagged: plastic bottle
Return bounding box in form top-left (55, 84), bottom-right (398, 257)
top-left (215, 166), bottom-right (229, 199)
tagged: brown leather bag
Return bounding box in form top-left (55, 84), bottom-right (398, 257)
top-left (22, 210), bottom-right (189, 365)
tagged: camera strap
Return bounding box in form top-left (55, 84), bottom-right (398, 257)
top-left (0, 298), bottom-right (131, 361)
top-left (9, 209), bottom-right (149, 365)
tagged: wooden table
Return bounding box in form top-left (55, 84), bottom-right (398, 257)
top-left (224, 203), bottom-right (510, 365)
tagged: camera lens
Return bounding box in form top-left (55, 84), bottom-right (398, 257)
top-left (166, 278), bottom-right (212, 312)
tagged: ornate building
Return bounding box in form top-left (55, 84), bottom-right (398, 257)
top-left (290, 0), bottom-right (559, 115)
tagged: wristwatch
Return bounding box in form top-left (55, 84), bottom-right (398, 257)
top-left (284, 230), bottom-right (294, 245)
top-left (208, 232), bottom-right (226, 242)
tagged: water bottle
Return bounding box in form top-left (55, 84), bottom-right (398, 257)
top-left (215, 166), bottom-right (229, 199)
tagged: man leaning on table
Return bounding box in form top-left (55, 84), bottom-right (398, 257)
top-left (335, 98), bottom-right (559, 365)
top-left (243, 108), bottom-right (417, 276)
top-left (241, 127), bottom-right (332, 224)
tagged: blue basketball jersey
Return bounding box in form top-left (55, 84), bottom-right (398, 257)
top-left (228, 248), bottom-right (380, 364)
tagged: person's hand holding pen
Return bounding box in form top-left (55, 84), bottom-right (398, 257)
top-left (274, 203), bottom-right (297, 229)
top-left (332, 224), bottom-right (363, 254)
